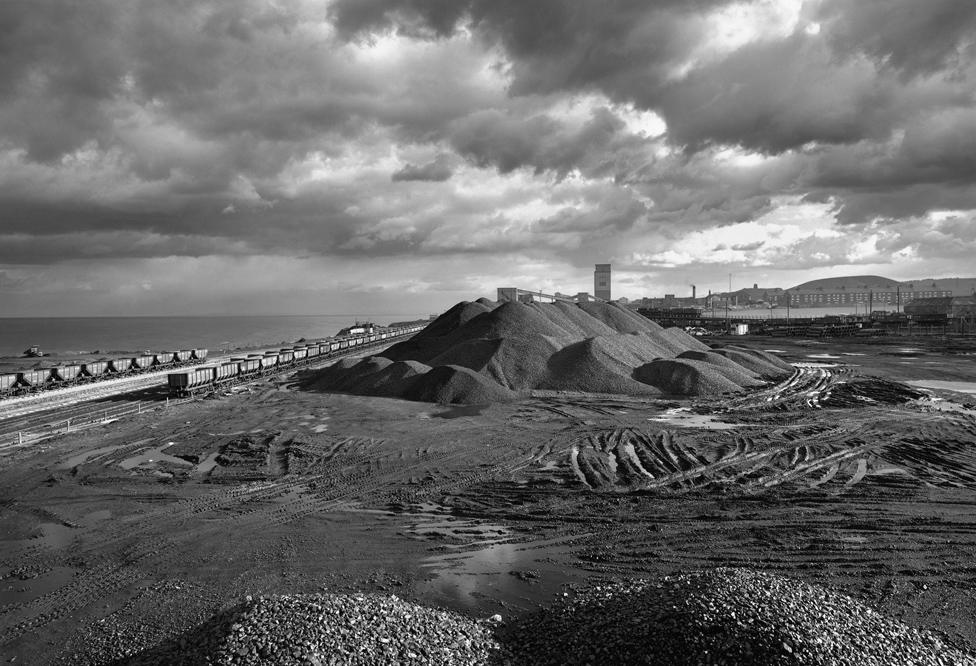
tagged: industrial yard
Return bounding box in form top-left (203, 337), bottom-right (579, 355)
top-left (0, 301), bottom-right (974, 663)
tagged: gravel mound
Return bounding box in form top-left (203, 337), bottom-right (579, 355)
top-left (403, 364), bottom-right (517, 404)
top-left (118, 593), bottom-right (507, 665)
top-left (710, 344), bottom-right (795, 378)
top-left (543, 336), bottom-right (662, 394)
top-left (302, 300), bottom-right (792, 404)
top-left (634, 358), bottom-right (747, 395)
top-left (502, 567), bottom-right (973, 666)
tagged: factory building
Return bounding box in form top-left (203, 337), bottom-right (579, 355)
top-left (594, 264), bottom-right (611, 301)
top-left (786, 275), bottom-right (976, 309)
top-left (904, 296), bottom-right (976, 320)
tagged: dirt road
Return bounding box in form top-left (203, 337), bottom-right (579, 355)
top-left (1, 336), bottom-right (975, 663)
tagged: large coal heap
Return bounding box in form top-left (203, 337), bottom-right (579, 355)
top-left (303, 300), bottom-right (793, 404)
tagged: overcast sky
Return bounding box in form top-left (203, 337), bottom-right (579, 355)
top-left (2, 0), bottom-right (976, 316)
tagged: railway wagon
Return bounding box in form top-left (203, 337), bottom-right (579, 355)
top-left (81, 361), bottom-right (109, 378)
top-left (1, 373), bottom-right (19, 395)
top-left (278, 350), bottom-right (295, 364)
top-left (152, 353), bottom-right (173, 367)
top-left (292, 347), bottom-right (308, 361)
top-left (167, 366), bottom-right (217, 396)
top-left (49, 365), bottom-right (82, 383)
top-left (216, 363), bottom-right (238, 382)
top-left (306, 344), bottom-right (321, 358)
top-left (237, 358), bottom-right (261, 374)
top-left (173, 350), bottom-right (193, 363)
top-left (192, 348), bottom-right (209, 360)
top-left (133, 355), bottom-right (156, 370)
top-left (261, 354), bottom-right (279, 368)
top-left (17, 369), bottom-right (48, 389)
top-left (110, 358), bottom-right (133, 374)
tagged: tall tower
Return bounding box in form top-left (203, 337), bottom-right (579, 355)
top-left (594, 264), bottom-right (611, 301)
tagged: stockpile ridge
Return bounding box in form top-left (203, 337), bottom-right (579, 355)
top-left (503, 567), bottom-right (970, 665)
top-left (304, 300), bottom-right (792, 404)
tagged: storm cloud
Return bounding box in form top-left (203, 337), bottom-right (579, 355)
top-left (1, 0), bottom-right (975, 314)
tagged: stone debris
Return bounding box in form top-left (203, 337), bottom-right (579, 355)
top-left (501, 567), bottom-right (975, 665)
top-left (89, 569), bottom-right (975, 665)
top-left (119, 593), bottom-right (508, 665)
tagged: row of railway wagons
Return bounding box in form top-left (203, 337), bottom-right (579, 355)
top-left (166, 325), bottom-right (425, 397)
top-left (0, 349), bottom-right (208, 399)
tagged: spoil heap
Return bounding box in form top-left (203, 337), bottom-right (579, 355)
top-left (120, 593), bottom-right (507, 665)
top-left (305, 300), bottom-right (792, 404)
top-left (503, 568), bottom-right (972, 665)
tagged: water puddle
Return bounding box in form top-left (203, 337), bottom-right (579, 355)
top-left (841, 353), bottom-right (866, 356)
top-left (34, 522), bottom-right (76, 549)
top-left (119, 443), bottom-right (194, 470)
top-left (418, 533), bottom-right (588, 610)
top-left (806, 354), bottom-right (841, 359)
top-left (83, 509), bottom-right (112, 523)
top-left (195, 452), bottom-right (221, 474)
top-left (58, 443), bottom-right (127, 469)
top-left (433, 404), bottom-right (489, 419)
top-left (648, 408), bottom-right (752, 430)
top-left (906, 380), bottom-right (976, 395)
top-left (763, 349), bottom-right (787, 353)
top-left (0, 566), bottom-right (78, 607)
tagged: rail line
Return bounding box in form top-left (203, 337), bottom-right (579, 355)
top-left (0, 335), bottom-right (416, 452)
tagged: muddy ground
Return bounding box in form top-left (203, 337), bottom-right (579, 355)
top-left (1, 335), bottom-right (976, 663)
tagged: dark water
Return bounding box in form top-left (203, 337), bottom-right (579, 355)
top-left (0, 314), bottom-right (427, 357)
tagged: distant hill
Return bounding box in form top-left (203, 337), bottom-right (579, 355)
top-left (789, 275), bottom-right (976, 295)
top-left (789, 275), bottom-right (900, 292)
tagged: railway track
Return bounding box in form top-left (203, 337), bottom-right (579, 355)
top-left (0, 339), bottom-right (408, 452)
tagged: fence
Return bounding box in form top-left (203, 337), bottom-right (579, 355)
top-left (1, 397), bottom-right (192, 450)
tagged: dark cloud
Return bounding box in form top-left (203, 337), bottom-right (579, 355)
top-left (392, 155), bottom-right (453, 182)
top-left (2, 0), bottom-right (976, 314)
top-left (816, 0), bottom-right (976, 77)
top-left (449, 106), bottom-right (651, 179)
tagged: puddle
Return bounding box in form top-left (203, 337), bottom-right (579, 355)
top-left (806, 354), bottom-right (841, 359)
top-left (34, 522), bottom-right (76, 549)
top-left (648, 408), bottom-right (751, 430)
top-left (906, 380), bottom-right (976, 395)
top-left (841, 353), bottom-right (866, 356)
top-left (418, 533), bottom-right (587, 610)
top-left (119, 443), bottom-right (194, 470)
top-left (195, 452), bottom-right (221, 474)
top-left (58, 444), bottom-right (127, 469)
top-left (763, 349), bottom-right (787, 353)
top-left (432, 404), bottom-right (489, 419)
top-left (83, 509), bottom-right (112, 523)
top-left (0, 566), bottom-right (78, 607)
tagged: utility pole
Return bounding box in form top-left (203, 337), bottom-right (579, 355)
top-left (725, 273), bottom-right (731, 332)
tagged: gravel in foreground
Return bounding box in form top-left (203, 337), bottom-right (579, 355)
top-left (114, 593), bottom-right (507, 665)
top-left (502, 567), bottom-right (974, 665)
top-left (110, 568), bottom-right (975, 665)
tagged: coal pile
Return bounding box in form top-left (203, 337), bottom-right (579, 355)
top-left (116, 593), bottom-right (508, 665)
top-left (502, 568), bottom-right (972, 665)
top-left (304, 300), bottom-right (792, 404)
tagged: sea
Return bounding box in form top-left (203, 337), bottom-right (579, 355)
top-left (0, 315), bottom-right (429, 357)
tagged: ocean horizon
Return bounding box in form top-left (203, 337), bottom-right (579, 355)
top-left (0, 314), bottom-right (429, 358)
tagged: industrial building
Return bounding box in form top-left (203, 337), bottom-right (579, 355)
top-left (785, 276), bottom-right (976, 309)
top-left (594, 264), bottom-right (611, 301)
top-left (904, 296), bottom-right (976, 320)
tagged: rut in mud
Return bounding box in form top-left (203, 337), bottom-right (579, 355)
top-left (547, 416), bottom-right (976, 492)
